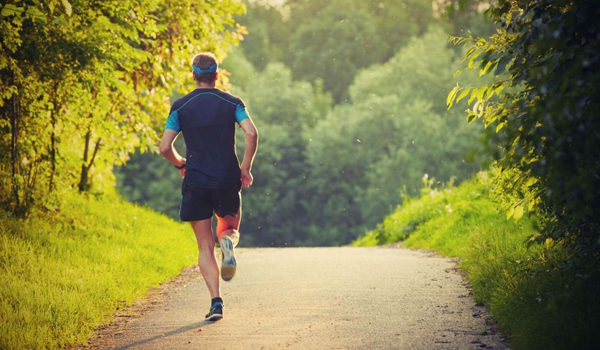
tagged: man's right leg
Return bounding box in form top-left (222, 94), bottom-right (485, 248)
top-left (216, 208), bottom-right (241, 281)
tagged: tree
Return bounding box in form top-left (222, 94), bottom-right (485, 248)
top-left (286, 4), bottom-right (386, 102)
top-left (305, 26), bottom-right (483, 240)
top-left (0, 0), bottom-right (246, 215)
top-left (447, 0), bottom-right (600, 254)
top-left (236, 1), bottom-right (289, 70)
top-left (229, 61), bottom-right (332, 246)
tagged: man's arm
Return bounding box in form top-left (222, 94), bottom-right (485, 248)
top-left (239, 118), bottom-right (258, 188)
top-left (160, 129), bottom-right (186, 177)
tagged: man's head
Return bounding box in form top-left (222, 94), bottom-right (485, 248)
top-left (192, 53), bottom-right (218, 84)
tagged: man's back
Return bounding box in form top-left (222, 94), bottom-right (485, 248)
top-left (167, 88), bottom-right (248, 189)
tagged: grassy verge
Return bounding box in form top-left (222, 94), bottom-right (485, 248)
top-left (0, 192), bottom-right (196, 350)
top-left (355, 172), bottom-right (600, 350)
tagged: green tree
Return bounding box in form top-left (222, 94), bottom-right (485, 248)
top-left (306, 26), bottom-right (483, 240)
top-left (230, 61), bottom-right (332, 246)
top-left (287, 4), bottom-right (385, 102)
top-left (0, 0), bottom-right (246, 215)
top-left (447, 0), bottom-right (600, 255)
top-left (237, 1), bottom-right (288, 70)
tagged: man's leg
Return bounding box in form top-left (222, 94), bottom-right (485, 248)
top-left (216, 207), bottom-right (241, 245)
top-left (216, 207), bottom-right (241, 281)
top-left (190, 218), bottom-right (220, 298)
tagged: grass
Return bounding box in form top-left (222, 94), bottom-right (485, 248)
top-left (355, 172), bottom-right (600, 350)
top-left (0, 192), bottom-right (197, 350)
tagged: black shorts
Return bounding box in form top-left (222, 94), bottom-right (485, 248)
top-left (180, 184), bottom-right (241, 221)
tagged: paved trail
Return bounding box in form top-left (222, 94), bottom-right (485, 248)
top-left (87, 247), bottom-right (507, 350)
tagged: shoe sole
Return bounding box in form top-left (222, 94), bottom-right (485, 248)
top-left (221, 237), bottom-right (237, 282)
top-left (206, 312), bottom-right (223, 321)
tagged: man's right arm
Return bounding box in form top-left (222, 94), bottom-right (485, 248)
top-left (239, 118), bottom-right (258, 188)
top-left (160, 129), bottom-right (186, 177)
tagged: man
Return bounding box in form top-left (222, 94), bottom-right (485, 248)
top-left (159, 52), bottom-right (258, 321)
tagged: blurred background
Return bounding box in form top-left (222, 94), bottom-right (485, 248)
top-left (115, 0), bottom-right (496, 247)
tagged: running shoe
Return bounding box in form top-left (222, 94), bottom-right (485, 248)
top-left (220, 236), bottom-right (237, 281)
top-left (205, 302), bottom-right (223, 321)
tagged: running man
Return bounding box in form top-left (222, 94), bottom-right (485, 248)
top-left (159, 52), bottom-right (259, 321)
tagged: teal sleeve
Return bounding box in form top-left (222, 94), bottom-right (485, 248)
top-left (164, 110), bottom-right (180, 132)
top-left (235, 104), bottom-right (250, 124)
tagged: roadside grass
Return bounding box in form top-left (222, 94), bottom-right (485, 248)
top-left (0, 192), bottom-right (196, 350)
top-left (355, 172), bottom-right (600, 350)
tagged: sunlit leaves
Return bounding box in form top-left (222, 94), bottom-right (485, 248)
top-left (0, 0), bottom-right (246, 213)
top-left (449, 0), bottom-right (600, 253)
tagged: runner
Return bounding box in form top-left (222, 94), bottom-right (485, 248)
top-left (159, 52), bottom-right (259, 321)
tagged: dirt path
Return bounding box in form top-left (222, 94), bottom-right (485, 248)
top-left (81, 247), bottom-right (508, 350)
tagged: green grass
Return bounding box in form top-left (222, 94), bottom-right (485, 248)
top-left (0, 192), bottom-right (197, 350)
top-left (355, 172), bottom-right (600, 350)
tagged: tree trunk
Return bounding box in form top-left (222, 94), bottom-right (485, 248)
top-left (10, 72), bottom-right (20, 210)
top-left (78, 129), bottom-right (91, 192)
top-left (78, 128), bottom-right (102, 193)
top-left (49, 108), bottom-right (56, 193)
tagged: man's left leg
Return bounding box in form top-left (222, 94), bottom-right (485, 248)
top-left (216, 207), bottom-right (241, 281)
top-left (190, 218), bottom-right (224, 321)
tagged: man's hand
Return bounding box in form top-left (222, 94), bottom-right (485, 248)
top-left (179, 167), bottom-right (186, 178)
top-left (241, 169), bottom-right (253, 188)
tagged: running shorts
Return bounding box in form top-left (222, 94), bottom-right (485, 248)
top-left (180, 183), bottom-right (241, 221)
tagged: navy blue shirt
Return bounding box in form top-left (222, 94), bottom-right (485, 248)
top-left (165, 88), bottom-right (250, 189)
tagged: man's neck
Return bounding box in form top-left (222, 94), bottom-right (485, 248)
top-left (196, 82), bottom-right (216, 89)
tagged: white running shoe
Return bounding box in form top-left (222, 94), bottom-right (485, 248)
top-left (220, 236), bottom-right (237, 281)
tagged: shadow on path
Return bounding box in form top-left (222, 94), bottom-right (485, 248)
top-left (112, 320), bottom-right (212, 350)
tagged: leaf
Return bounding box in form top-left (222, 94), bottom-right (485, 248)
top-left (495, 122), bottom-right (505, 133)
top-left (1, 4), bottom-right (24, 17)
top-left (456, 87), bottom-right (470, 103)
top-left (468, 88), bottom-right (479, 104)
top-left (479, 60), bottom-right (496, 76)
top-left (447, 85), bottom-right (460, 110)
top-left (475, 86), bottom-right (486, 101)
top-left (466, 112), bottom-right (477, 124)
top-left (61, 0), bottom-right (72, 16)
top-left (513, 205), bottom-right (524, 221)
top-left (506, 206), bottom-right (515, 220)
top-left (25, 6), bottom-right (46, 23)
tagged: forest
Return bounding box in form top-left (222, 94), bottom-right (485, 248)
top-left (115, 0), bottom-right (495, 246)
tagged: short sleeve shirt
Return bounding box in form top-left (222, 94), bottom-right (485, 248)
top-left (164, 88), bottom-right (250, 189)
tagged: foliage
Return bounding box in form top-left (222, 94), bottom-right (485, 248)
top-left (238, 0), bottom-right (434, 102)
top-left (306, 26), bottom-right (484, 240)
top-left (355, 173), bottom-right (600, 350)
top-left (117, 25), bottom-right (486, 246)
top-left (114, 137), bottom-right (186, 220)
top-left (237, 1), bottom-right (288, 71)
top-left (0, 0), bottom-right (246, 216)
top-left (229, 59), bottom-right (333, 246)
top-left (286, 4), bottom-right (386, 103)
top-left (0, 192), bottom-right (196, 350)
top-left (116, 4), bottom-right (493, 246)
top-left (447, 0), bottom-right (600, 257)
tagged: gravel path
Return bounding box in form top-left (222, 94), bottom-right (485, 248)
top-left (82, 247), bottom-right (508, 350)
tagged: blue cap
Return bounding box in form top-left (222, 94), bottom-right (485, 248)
top-left (193, 63), bottom-right (218, 74)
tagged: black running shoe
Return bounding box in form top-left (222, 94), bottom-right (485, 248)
top-left (205, 302), bottom-right (223, 321)
top-left (220, 236), bottom-right (237, 281)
